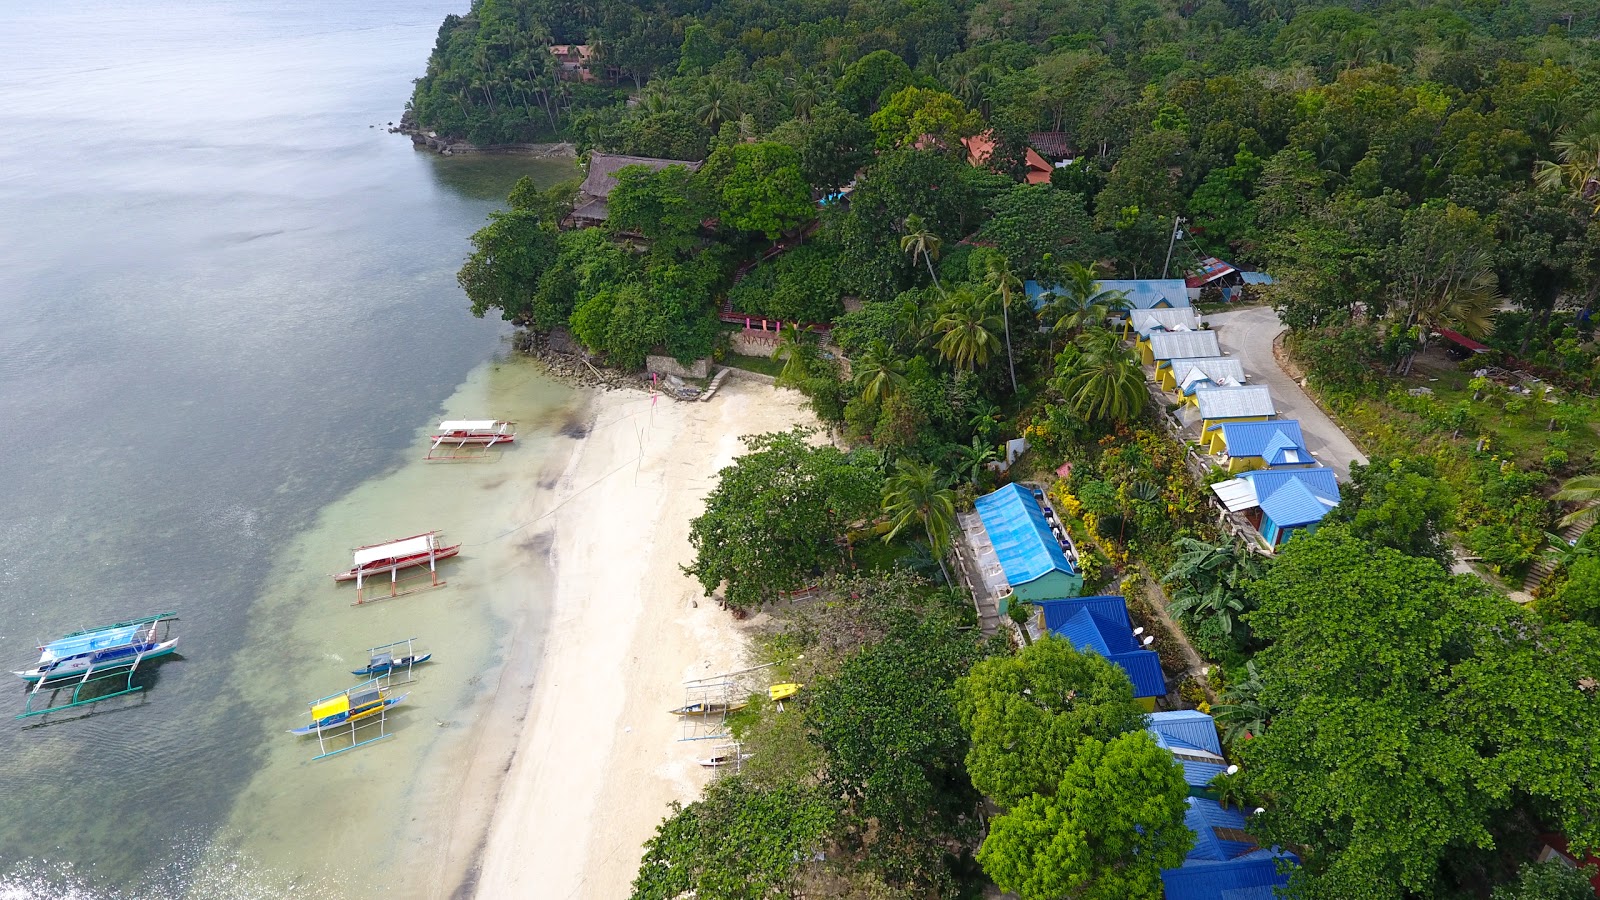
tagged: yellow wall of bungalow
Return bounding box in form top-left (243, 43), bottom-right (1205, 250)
top-left (1202, 415), bottom-right (1271, 452)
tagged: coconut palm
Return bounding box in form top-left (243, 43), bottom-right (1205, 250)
top-left (933, 289), bottom-right (1004, 372)
top-left (893, 292), bottom-right (937, 347)
top-left (853, 341), bottom-right (907, 405)
top-left (1053, 328), bottom-right (1148, 423)
top-left (1044, 262), bottom-right (1130, 337)
top-left (983, 255), bottom-right (1024, 394)
top-left (788, 71), bottom-right (824, 120)
top-left (1554, 474), bottom-right (1600, 529)
top-left (900, 214), bottom-right (944, 291)
top-left (1535, 112), bottom-right (1600, 215)
top-left (881, 458), bottom-right (957, 583)
top-left (773, 324), bottom-right (813, 384)
top-left (696, 79), bottom-right (737, 130)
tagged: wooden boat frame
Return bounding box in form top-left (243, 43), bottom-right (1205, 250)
top-left (335, 531), bottom-right (457, 604)
top-left (294, 678), bottom-right (402, 761)
top-left (16, 613), bottom-right (178, 720)
top-left (426, 419), bottom-right (516, 461)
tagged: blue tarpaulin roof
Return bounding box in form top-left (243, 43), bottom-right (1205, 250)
top-left (1024, 279), bottom-right (1191, 311)
top-left (1148, 710), bottom-right (1227, 788)
top-left (974, 484), bottom-right (1076, 588)
top-left (1258, 476), bottom-right (1335, 528)
top-left (43, 624), bottom-right (144, 659)
top-left (1161, 798), bottom-right (1297, 900)
top-left (1036, 596), bottom-right (1167, 698)
top-left (1218, 421), bottom-right (1307, 461)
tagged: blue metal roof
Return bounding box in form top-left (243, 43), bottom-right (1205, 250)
top-left (1239, 271), bottom-right (1275, 285)
top-left (1037, 596), bottom-right (1167, 699)
top-left (974, 484), bottom-right (1076, 588)
top-left (1024, 279), bottom-right (1191, 311)
top-left (1148, 710), bottom-right (1226, 789)
top-left (1238, 468), bottom-right (1340, 504)
top-left (1163, 801), bottom-right (1298, 900)
top-left (1216, 419), bottom-right (1305, 458)
top-left (1258, 476), bottom-right (1336, 528)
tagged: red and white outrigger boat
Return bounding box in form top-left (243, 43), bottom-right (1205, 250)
top-left (334, 531), bottom-right (459, 604)
top-left (426, 420), bottom-right (516, 460)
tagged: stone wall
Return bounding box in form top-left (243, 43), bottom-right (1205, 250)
top-left (729, 329), bottom-right (782, 358)
top-left (646, 355), bottom-right (710, 380)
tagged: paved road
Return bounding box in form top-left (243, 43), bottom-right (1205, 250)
top-left (1203, 305), bottom-right (1368, 481)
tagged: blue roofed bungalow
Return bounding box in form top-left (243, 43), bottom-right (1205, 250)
top-left (1161, 798), bottom-right (1297, 900)
top-left (1211, 468), bottom-right (1340, 548)
top-left (1213, 421), bottom-right (1314, 473)
top-left (1197, 386), bottom-right (1276, 452)
top-left (973, 484), bottom-right (1083, 612)
top-left (1148, 710), bottom-right (1229, 797)
top-left (1025, 278), bottom-right (1191, 315)
top-left (1034, 595), bottom-right (1166, 710)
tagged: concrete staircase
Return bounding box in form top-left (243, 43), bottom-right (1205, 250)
top-left (1522, 504), bottom-right (1596, 593)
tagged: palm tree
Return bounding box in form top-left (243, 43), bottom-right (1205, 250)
top-left (1554, 474), bottom-right (1600, 529)
top-left (1393, 244), bottom-right (1500, 374)
top-left (949, 436), bottom-right (999, 487)
top-left (1535, 112), bottom-right (1600, 215)
top-left (893, 292), bottom-right (937, 348)
top-left (853, 341), bottom-right (907, 405)
top-left (1044, 262), bottom-right (1130, 337)
top-left (788, 71), bottom-right (824, 120)
top-left (983, 255), bottom-right (1024, 394)
top-left (933, 289), bottom-right (1004, 372)
top-left (881, 458), bottom-right (957, 583)
top-left (696, 79), bottom-right (737, 131)
top-left (900, 214), bottom-right (944, 291)
top-left (1053, 328), bottom-right (1147, 423)
top-left (773, 324), bottom-right (813, 384)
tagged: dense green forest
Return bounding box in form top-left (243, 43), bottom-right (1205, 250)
top-left (419, 0), bottom-right (1600, 897)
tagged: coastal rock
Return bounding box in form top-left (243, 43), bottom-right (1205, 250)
top-left (395, 114), bottom-right (576, 158)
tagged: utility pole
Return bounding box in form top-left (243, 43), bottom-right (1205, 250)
top-left (1161, 215), bottom-right (1186, 279)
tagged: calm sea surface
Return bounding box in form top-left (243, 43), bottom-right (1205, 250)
top-left (0, 1), bottom-right (575, 894)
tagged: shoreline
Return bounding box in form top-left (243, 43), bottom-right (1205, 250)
top-left (458, 379), bottom-right (817, 898)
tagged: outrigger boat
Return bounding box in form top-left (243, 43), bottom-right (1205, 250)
top-left (290, 679), bottom-right (406, 760)
top-left (13, 613), bottom-right (180, 719)
top-left (352, 646), bottom-right (432, 676)
top-left (334, 531), bottom-right (458, 603)
top-left (426, 420), bottom-right (515, 460)
top-left (696, 743), bottom-right (751, 768)
top-left (669, 699), bottom-right (748, 716)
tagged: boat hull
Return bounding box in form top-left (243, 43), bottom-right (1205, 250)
top-left (333, 545), bottom-right (461, 582)
top-left (288, 694), bottom-right (406, 735)
top-left (14, 639), bottom-right (181, 683)
top-left (668, 701), bottom-right (748, 716)
top-left (430, 432), bottom-right (515, 444)
top-left (351, 653), bottom-right (432, 676)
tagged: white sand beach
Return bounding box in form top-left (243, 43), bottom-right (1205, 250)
top-left (465, 377), bottom-right (816, 899)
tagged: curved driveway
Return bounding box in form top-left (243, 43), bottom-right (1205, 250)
top-left (1203, 305), bottom-right (1368, 481)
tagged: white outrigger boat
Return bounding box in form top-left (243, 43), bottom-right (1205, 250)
top-left (426, 420), bottom-right (515, 460)
top-left (334, 531), bottom-right (458, 604)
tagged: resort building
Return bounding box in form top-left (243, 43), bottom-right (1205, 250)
top-left (1168, 357), bottom-right (1247, 403)
top-left (1161, 798), bottom-right (1297, 900)
top-left (963, 131), bottom-right (1055, 185)
top-left (1197, 386), bottom-right (1276, 452)
top-left (1147, 710), bottom-right (1229, 797)
top-left (1146, 330), bottom-right (1222, 374)
top-left (1123, 307), bottom-right (1202, 341)
top-left (550, 44), bottom-right (597, 82)
top-left (1211, 468), bottom-right (1341, 548)
top-left (968, 483), bottom-right (1084, 613)
top-left (564, 152), bottom-right (704, 230)
top-left (1212, 420), bottom-right (1314, 473)
top-left (1034, 595), bottom-right (1166, 710)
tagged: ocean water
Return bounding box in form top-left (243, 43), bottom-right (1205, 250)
top-left (0, 1), bottom-right (577, 895)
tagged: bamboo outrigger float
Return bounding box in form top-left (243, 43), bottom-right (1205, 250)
top-left (290, 678), bottom-right (407, 760)
top-left (426, 420), bottom-right (515, 460)
top-left (334, 531), bottom-right (458, 604)
top-left (13, 612), bottom-right (180, 720)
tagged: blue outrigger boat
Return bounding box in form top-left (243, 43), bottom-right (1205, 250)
top-left (12, 613), bottom-right (180, 719)
top-left (352, 648), bottom-right (431, 677)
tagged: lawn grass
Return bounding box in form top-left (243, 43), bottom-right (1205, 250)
top-left (723, 351), bottom-right (787, 378)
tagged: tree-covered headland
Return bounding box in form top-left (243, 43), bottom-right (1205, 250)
top-left (420, 0), bottom-right (1600, 896)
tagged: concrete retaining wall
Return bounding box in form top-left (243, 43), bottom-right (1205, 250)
top-left (646, 355), bottom-right (711, 380)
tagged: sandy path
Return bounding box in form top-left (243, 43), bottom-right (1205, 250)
top-left (469, 378), bottom-right (816, 899)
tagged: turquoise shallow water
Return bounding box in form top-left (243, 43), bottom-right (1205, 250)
top-left (0, 1), bottom-right (577, 894)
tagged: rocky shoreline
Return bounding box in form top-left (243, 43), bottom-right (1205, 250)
top-left (392, 116), bottom-right (576, 158)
